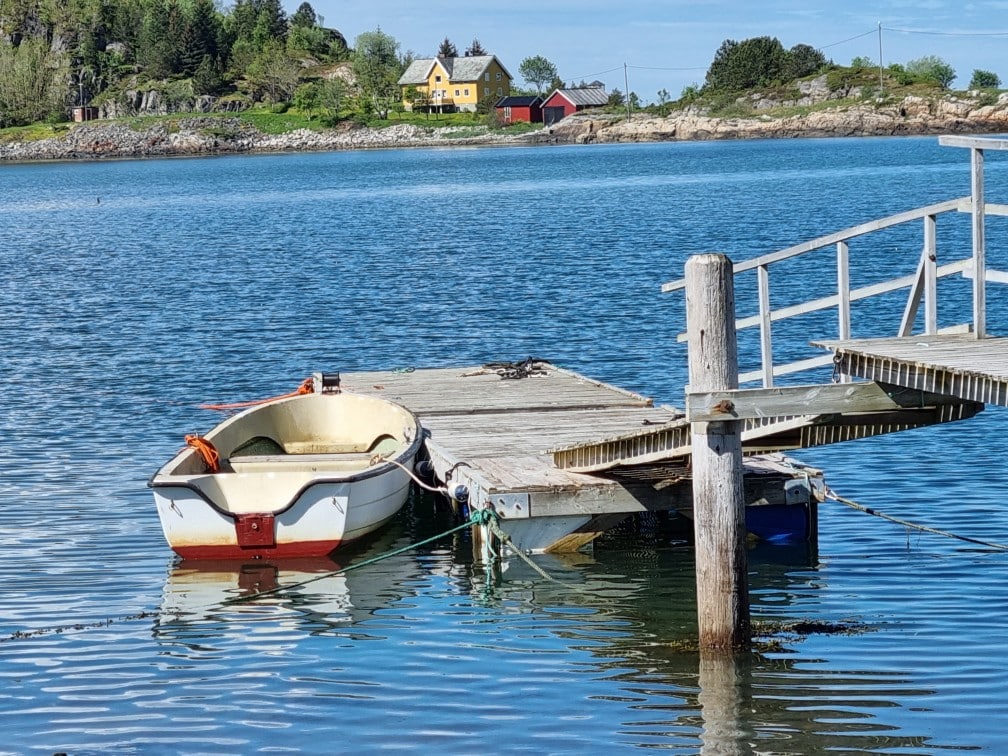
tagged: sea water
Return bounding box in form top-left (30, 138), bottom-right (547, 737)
top-left (1, 136), bottom-right (1007, 753)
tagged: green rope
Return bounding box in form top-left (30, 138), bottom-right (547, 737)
top-left (0, 511), bottom-right (496, 642)
top-left (483, 516), bottom-right (567, 585)
top-left (225, 509), bottom-right (496, 604)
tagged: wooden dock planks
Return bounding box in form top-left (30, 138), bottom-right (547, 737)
top-left (816, 334), bottom-right (1008, 407)
top-left (339, 362), bottom-right (820, 553)
top-left (340, 362), bottom-right (684, 506)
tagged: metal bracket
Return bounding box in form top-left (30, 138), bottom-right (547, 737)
top-left (312, 371), bottom-right (342, 394)
top-left (234, 513), bottom-right (276, 547)
top-left (784, 478), bottom-right (811, 506)
top-left (485, 492), bottom-right (530, 519)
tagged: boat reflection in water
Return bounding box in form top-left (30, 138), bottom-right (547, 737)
top-left (154, 523), bottom-right (423, 637)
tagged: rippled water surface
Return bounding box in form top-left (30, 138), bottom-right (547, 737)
top-left (3, 137), bottom-right (1008, 753)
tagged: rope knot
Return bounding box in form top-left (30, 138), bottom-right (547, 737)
top-left (469, 508), bottom-right (498, 526)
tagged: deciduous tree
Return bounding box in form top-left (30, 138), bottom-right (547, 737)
top-left (519, 54), bottom-right (557, 95)
top-left (293, 80), bottom-right (321, 118)
top-left (704, 36), bottom-right (787, 91)
top-left (969, 69), bottom-right (1000, 89)
top-left (352, 28), bottom-right (401, 118)
top-left (0, 38), bottom-right (69, 126)
top-left (246, 41), bottom-right (301, 102)
top-left (906, 55), bottom-right (956, 90)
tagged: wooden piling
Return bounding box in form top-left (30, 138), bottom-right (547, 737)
top-left (685, 254), bottom-right (750, 651)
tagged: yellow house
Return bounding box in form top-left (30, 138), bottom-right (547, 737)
top-left (398, 55), bottom-right (512, 113)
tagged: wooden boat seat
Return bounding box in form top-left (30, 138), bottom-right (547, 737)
top-left (227, 451), bottom-right (379, 474)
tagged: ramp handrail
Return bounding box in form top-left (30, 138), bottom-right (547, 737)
top-left (662, 136), bottom-right (1008, 387)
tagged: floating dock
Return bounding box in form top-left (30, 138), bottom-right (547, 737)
top-left (339, 362), bottom-right (822, 553)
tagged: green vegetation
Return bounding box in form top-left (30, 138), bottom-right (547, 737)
top-left (518, 55), bottom-right (558, 96)
top-left (0, 0), bottom-right (361, 128)
top-left (704, 36), bottom-right (826, 92)
top-left (667, 35), bottom-right (993, 119)
top-left (0, 9), bottom-right (1003, 138)
top-left (969, 69), bottom-right (1001, 90)
top-left (905, 55), bottom-right (956, 90)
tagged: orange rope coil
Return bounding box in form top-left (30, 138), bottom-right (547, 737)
top-left (185, 434), bottom-right (220, 473)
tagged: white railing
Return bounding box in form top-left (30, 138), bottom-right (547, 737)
top-left (662, 136), bottom-right (1008, 387)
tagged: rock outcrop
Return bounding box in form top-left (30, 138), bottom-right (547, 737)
top-left (0, 118), bottom-right (529, 161)
top-left (552, 92), bottom-right (1008, 145)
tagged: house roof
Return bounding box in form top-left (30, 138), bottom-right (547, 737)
top-left (494, 95), bottom-right (542, 108)
top-left (545, 86), bottom-right (609, 108)
top-left (397, 55), bottom-right (512, 86)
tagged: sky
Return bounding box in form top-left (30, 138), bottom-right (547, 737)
top-left (301, 1), bottom-right (1008, 103)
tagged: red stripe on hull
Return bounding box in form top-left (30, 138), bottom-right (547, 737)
top-left (172, 539), bottom-right (343, 561)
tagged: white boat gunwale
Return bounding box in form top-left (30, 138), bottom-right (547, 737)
top-left (148, 391), bottom-right (425, 520)
top-left (148, 440), bottom-right (423, 518)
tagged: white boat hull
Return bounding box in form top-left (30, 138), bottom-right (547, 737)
top-left (150, 391), bottom-right (422, 559)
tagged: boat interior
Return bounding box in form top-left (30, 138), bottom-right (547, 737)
top-left (165, 393), bottom-right (418, 477)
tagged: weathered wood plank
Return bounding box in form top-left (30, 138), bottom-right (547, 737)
top-left (939, 135), bottom-right (1008, 150)
top-left (343, 363), bottom-right (652, 416)
top-left (686, 381), bottom-right (972, 422)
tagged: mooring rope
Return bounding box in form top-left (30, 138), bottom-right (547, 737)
top-left (482, 515), bottom-right (568, 585)
top-left (224, 509), bottom-right (497, 604)
top-left (199, 377), bottom-right (314, 411)
top-left (380, 455), bottom-right (449, 495)
top-left (0, 510), bottom-right (503, 643)
top-left (825, 486), bottom-right (1008, 551)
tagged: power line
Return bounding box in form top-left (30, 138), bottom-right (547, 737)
top-left (818, 28), bottom-right (878, 50)
top-left (885, 26), bottom-right (1008, 37)
top-left (628, 64), bottom-right (706, 72)
top-left (566, 66), bottom-right (624, 81)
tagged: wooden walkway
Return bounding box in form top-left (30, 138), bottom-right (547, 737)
top-left (339, 363), bottom-right (821, 552)
top-left (816, 334), bottom-right (1008, 407)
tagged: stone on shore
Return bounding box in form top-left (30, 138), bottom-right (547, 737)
top-left (3, 90), bottom-right (1008, 162)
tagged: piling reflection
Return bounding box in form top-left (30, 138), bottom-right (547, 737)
top-left (148, 506), bottom-right (949, 752)
top-left (473, 519), bottom-right (948, 754)
top-left (698, 652), bottom-right (752, 756)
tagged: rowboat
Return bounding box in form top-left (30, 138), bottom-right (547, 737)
top-left (149, 387), bottom-right (424, 560)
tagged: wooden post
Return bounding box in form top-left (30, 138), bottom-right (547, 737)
top-left (756, 264), bottom-right (773, 388)
top-left (970, 146), bottom-right (986, 338)
top-left (685, 253), bottom-right (750, 652)
top-left (924, 214), bottom-right (937, 335)
top-left (836, 240), bottom-right (851, 384)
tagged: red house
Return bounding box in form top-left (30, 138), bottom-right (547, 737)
top-left (541, 86), bottom-right (608, 125)
top-left (494, 95), bottom-right (542, 124)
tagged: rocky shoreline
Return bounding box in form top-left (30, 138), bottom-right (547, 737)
top-left (3, 91), bottom-right (1008, 161)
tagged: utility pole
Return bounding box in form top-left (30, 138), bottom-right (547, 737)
top-left (624, 62), bottom-right (631, 121)
top-left (878, 22), bottom-right (884, 95)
